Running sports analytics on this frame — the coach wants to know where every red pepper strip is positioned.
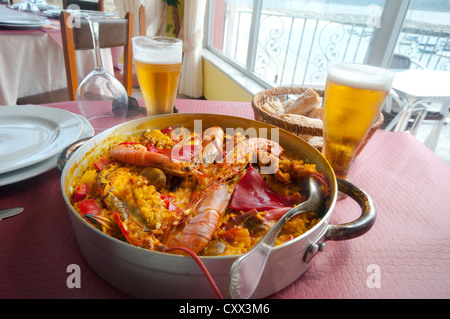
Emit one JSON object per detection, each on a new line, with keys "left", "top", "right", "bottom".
{"left": 229, "top": 166, "right": 293, "bottom": 212}
{"left": 263, "top": 207, "right": 292, "bottom": 221}
{"left": 74, "top": 183, "right": 90, "bottom": 203}
{"left": 170, "top": 144, "right": 202, "bottom": 161}
{"left": 78, "top": 198, "right": 102, "bottom": 216}
{"left": 218, "top": 226, "right": 245, "bottom": 242}
{"left": 114, "top": 213, "right": 129, "bottom": 237}
{"left": 93, "top": 157, "right": 111, "bottom": 171}
{"left": 160, "top": 126, "right": 174, "bottom": 135}
{"left": 160, "top": 194, "right": 182, "bottom": 214}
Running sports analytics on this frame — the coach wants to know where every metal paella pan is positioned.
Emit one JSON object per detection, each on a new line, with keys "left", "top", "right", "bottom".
{"left": 60, "top": 113, "right": 375, "bottom": 299}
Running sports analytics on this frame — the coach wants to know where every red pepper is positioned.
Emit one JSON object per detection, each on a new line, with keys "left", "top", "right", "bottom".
{"left": 218, "top": 226, "right": 245, "bottom": 242}
{"left": 160, "top": 126, "right": 174, "bottom": 135}
{"left": 229, "top": 166, "right": 293, "bottom": 212}
{"left": 93, "top": 157, "right": 111, "bottom": 171}
{"left": 170, "top": 144, "right": 201, "bottom": 161}
{"left": 114, "top": 213, "right": 129, "bottom": 237}
{"left": 74, "top": 183, "right": 89, "bottom": 203}
{"left": 263, "top": 207, "right": 292, "bottom": 221}
{"left": 78, "top": 198, "right": 102, "bottom": 216}
{"left": 160, "top": 194, "right": 182, "bottom": 214}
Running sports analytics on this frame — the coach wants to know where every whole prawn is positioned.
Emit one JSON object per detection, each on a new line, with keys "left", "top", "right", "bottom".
{"left": 165, "top": 184, "right": 231, "bottom": 254}
{"left": 110, "top": 127, "right": 226, "bottom": 174}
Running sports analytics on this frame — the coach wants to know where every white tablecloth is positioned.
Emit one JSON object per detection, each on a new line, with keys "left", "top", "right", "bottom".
{"left": 0, "top": 6, "right": 114, "bottom": 105}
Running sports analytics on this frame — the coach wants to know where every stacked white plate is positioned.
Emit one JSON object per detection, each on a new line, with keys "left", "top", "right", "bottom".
{"left": 10, "top": 3, "right": 59, "bottom": 11}
{"left": 0, "top": 15, "right": 51, "bottom": 29}
{"left": 0, "top": 105, "right": 94, "bottom": 186}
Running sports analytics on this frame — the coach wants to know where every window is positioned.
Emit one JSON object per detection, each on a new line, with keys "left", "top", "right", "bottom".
{"left": 206, "top": 0, "right": 450, "bottom": 90}
{"left": 392, "top": 0, "right": 450, "bottom": 71}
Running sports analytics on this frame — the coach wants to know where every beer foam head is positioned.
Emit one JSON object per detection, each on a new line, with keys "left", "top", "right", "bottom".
{"left": 132, "top": 36, "right": 182, "bottom": 65}
{"left": 327, "top": 63, "right": 394, "bottom": 91}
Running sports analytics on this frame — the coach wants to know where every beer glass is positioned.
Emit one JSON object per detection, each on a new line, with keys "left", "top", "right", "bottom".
{"left": 322, "top": 63, "right": 394, "bottom": 180}
{"left": 132, "top": 36, "right": 182, "bottom": 116}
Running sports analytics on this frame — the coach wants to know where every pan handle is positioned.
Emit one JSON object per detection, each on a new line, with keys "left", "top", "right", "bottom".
{"left": 303, "top": 178, "right": 376, "bottom": 263}
{"left": 57, "top": 137, "right": 92, "bottom": 172}
{"left": 325, "top": 178, "right": 376, "bottom": 241}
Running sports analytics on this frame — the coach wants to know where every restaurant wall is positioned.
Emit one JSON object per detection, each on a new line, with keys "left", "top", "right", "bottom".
{"left": 202, "top": 58, "right": 253, "bottom": 102}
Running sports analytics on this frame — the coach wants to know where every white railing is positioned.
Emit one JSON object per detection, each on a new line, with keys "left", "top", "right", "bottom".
{"left": 207, "top": 5, "right": 450, "bottom": 89}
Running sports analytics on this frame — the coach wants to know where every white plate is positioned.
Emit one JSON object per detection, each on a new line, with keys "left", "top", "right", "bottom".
{"left": 0, "top": 105, "right": 83, "bottom": 174}
{"left": 0, "top": 113, "right": 94, "bottom": 187}
{"left": 0, "top": 16, "right": 50, "bottom": 29}
{"left": 42, "top": 9, "right": 115, "bottom": 18}
{"left": 11, "top": 3, "right": 58, "bottom": 11}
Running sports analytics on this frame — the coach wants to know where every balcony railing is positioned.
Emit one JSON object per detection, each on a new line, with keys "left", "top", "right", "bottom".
{"left": 209, "top": 6, "right": 450, "bottom": 89}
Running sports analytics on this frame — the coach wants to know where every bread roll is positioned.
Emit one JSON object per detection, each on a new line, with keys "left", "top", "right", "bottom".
{"left": 281, "top": 113, "right": 323, "bottom": 129}
{"left": 284, "top": 89, "right": 321, "bottom": 115}
{"left": 261, "top": 101, "right": 284, "bottom": 116}
{"left": 305, "top": 107, "right": 324, "bottom": 120}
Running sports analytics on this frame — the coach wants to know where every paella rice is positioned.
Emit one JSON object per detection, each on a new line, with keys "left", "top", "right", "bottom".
{"left": 69, "top": 126, "right": 329, "bottom": 256}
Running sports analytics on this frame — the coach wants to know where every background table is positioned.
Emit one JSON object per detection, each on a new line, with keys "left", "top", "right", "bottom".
{"left": 387, "top": 69, "right": 450, "bottom": 151}
{"left": 0, "top": 5, "right": 114, "bottom": 105}
{"left": 0, "top": 99, "right": 449, "bottom": 299}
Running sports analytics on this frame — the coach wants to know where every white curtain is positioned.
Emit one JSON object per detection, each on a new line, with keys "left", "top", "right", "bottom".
{"left": 178, "top": 0, "right": 207, "bottom": 98}
{"left": 114, "top": 0, "right": 141, "bottom": 37}
{"left": 114, "top": 0, "right": 168, "bottom": 37}
{"left": 142, "top": 0, "right": 168, "bottom": 36}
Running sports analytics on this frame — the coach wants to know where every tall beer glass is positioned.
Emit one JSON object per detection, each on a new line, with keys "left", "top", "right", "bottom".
{"left": 322, "top": 63, "right": 394, "bottom": 180}
{"left": 132, "top": 36, "right": 182, "bottom": 116}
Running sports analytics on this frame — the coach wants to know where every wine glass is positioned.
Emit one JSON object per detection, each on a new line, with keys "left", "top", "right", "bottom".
{"left": 18, "top": 0, "right": 39, "bottom": 13}
{"left": 75, "top": 12, "right": 129, "bottom": 131}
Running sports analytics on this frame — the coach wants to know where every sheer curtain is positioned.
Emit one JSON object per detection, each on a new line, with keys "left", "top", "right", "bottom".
{"left": 114, "top": 0, "right": 168, "bottom": 37}
{"left": 178, "top": 0, "right": 207, "bottom": 98}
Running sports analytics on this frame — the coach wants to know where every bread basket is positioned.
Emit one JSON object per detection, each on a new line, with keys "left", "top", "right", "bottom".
{"left": 251, "top": 86, "right": 384, "bottom": 156}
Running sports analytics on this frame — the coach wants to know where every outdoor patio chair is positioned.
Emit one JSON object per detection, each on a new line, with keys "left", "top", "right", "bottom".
{"left": 381, "top": 53, "right": 444, "bottom": 132}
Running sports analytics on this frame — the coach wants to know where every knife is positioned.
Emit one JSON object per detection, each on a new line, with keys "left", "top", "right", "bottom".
{"left": 0, "top": 207, "right": 24, "bottom": 220}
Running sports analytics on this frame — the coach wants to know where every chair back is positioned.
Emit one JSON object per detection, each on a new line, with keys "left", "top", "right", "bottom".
{"left": 63, "top": 0, "right": 104, "bottom": 11}
{"left": 60, "top": 11, "right": 134, "bottom": 100}
{"left": 389, "top": 53, "right": 426, "bottom": 70}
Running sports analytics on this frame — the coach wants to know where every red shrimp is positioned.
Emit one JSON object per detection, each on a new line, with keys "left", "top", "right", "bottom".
{"left": 165, "top": 185, "right": 231, "bottom": 254}
{"left": 110, "top": 143, "right": 192, "bottom": 176}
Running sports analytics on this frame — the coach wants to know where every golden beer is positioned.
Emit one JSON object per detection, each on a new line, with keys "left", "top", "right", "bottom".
{"left": 132, "top": 36, "right": 182, "bottom": 116}
{"left": 322, "top": 63, "right": 393, "bottom": 179}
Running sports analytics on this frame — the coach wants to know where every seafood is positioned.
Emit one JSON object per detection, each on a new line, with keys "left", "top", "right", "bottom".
{"left": 166, "top": 184, "right": 230, "bottom": 254}
{"left": 70, "top": 126, "right": 329, "bottom": 257}
{"left": 109, "top": 143, "right": 193, "bottom": 176}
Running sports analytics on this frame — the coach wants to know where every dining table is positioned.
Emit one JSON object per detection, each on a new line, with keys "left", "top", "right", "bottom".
{"left": 385, "top": 69, "right": 450, "bottom": 151}
{"left": 0, "top": 98, "right": 449, "bottom": 301}
{"left": 0, "top": 5, "right": 117, "bottom": 105}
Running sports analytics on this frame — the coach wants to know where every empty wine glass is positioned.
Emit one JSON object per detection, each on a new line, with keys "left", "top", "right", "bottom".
{"left": 75, "top": 12, "right": 129, "bottom": 131}
{"left": 18, "top": 0, "right": 39, "bottom": 13}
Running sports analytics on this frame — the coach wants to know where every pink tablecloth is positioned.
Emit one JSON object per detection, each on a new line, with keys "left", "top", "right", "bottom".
{"left": 1, "top": 99, "right": 449, "bottom": 299}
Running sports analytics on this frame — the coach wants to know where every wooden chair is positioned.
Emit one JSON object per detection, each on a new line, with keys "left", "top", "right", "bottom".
{"left": 60, "top": 10, "right": 134, "bottom": 100}
{"left": 139, "top": 4, "right": 146, "bottom": 36}
{"left": 63, "top": 0, "right": 104, "bottom": 11}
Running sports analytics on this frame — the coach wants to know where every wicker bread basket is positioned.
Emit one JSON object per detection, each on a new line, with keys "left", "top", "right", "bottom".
{"left": 251, "top": 86, "right": 384, "bottom": 156}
